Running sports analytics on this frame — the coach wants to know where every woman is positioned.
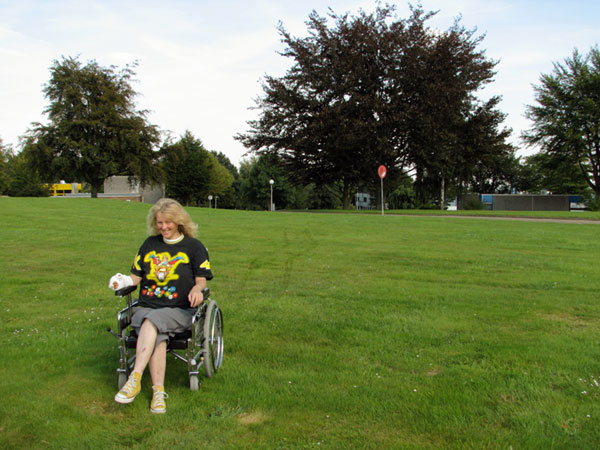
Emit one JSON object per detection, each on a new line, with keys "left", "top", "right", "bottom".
{"left": 108, "top": 198, "right": 213, "bottom": 413}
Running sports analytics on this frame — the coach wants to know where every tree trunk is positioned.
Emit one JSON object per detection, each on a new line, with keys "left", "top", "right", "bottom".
{"left": 440, "top": 174, "right": 445, "bottom": 210}
{"left": 341, "top": 179, "right": 352, "bottom": 210}
{"left": 91, "top": 184, "right": 99, "bottom": 198}
{"left": 415, "top": 165, "right": 424, "bottom": 206}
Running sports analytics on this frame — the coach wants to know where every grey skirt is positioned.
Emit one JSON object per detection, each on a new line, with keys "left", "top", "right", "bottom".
{"left": 131, "top": 306, "right": 196, "bottom": 348}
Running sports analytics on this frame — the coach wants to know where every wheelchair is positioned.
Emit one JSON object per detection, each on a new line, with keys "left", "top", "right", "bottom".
{"left": 107, "top": 285, "right": 223, "bottom": 391}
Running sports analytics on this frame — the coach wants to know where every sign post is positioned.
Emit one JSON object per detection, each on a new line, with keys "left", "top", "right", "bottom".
{"left": 378, "top": 165, "right": 387, "bottom": 216}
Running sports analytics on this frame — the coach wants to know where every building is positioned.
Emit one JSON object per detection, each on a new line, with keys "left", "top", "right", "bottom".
{"left": 102, "top": 176, "right": 164, "bottom": 203}
{"left": 355, "top": 192, "right": 373, "bottom": 210}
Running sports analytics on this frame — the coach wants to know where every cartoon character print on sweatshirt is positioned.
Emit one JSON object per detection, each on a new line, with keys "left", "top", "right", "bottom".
{"left": 143, "top": 251, "right": 189, "bottom": 285}
{"left": 139, "top": 251, "right": 190, "bottom": 302}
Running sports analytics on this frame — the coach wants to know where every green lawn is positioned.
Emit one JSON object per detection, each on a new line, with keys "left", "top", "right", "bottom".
{"left": 1, "top": 198, "right": 599, "bottom": 449}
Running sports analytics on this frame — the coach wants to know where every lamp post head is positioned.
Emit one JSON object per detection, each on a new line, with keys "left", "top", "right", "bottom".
{"left": 269, "top": 179, "right": 274, "bottom": 185}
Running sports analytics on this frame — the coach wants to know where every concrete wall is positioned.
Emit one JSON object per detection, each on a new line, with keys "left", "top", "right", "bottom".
{"left": 491, "top": 195, "right": 569, "bottom": 211}
{"left": 459, "top": 194, "right": 571, "bottom": 211}
{"left": 103, "top": 176, "right": 164, "bottom": 204}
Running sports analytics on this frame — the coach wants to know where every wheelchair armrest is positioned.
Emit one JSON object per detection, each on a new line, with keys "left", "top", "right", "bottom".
{"left": 117, "top": 300, "right": 139, "bottom": 331}
{"left": 115, "top": 285, "right": 137, "bottom": 297}
{"left": 191, "top": 289, "right": 211, "bottom": 328}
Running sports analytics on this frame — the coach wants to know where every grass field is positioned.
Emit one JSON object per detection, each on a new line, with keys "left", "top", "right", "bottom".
{"left": 1, "top": 198, "right": 599, "bottom": 449}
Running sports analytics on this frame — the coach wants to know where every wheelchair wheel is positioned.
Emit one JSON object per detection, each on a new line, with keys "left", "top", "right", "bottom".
{"left": 203, "top": 300, "right": 224, "bottom": 378}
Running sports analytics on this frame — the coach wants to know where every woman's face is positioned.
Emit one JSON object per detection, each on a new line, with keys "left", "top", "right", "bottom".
{"left": 156, "top": 212, "right": 181, "bottom": 240}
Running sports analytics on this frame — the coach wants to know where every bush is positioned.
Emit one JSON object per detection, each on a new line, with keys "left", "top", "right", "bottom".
{"left": 463, "top": 197, "right": 484, "bottom": 210}
{"left": 7, "top": 177, "right": 49, "bottom": 197}
{"left": 585, "top": 194, "right": 600, "bottom": 211}
{"left": 388, "top": 184, "right": 417, "bottom": 209}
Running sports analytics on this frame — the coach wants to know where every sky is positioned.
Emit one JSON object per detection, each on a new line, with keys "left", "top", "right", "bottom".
{"left": 1, "top": 0, "right": 599, "bottom": 167}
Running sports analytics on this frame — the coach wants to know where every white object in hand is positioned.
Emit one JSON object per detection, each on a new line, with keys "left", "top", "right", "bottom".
{"left": 109, "top": 273, "right": 133, "bottom": 291}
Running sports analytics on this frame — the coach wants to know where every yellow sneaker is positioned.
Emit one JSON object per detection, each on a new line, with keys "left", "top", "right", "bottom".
{"left": 115, "top": 372, "right": 141, "bottom": 404}
{"left": 150, "top": 385, "right": 168, "bottom": 414}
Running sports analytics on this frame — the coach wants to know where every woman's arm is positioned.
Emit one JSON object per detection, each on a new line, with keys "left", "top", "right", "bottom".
{"left": 130, "top": 274, "right": 142, "bottom": 286}
{"left": 109, "top": 273, "right": 142, "bottom": 290}
{"left": 188, "top": 277, "right": 207, "bottom": 308}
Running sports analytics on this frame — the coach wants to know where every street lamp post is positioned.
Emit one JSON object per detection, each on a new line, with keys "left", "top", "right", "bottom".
{"left": 208, "top": 195, "right": 213, "bottom": 208}
{"left": 269, "top": 179, "right": 274, "bottom": 211}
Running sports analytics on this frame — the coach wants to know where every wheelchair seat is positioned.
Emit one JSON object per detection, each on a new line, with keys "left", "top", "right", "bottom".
{"left": 124, "top": 329, "right": 191, "bottom": 350}
{"left": 107, "top": 284, "right": 223, "bottom": 391}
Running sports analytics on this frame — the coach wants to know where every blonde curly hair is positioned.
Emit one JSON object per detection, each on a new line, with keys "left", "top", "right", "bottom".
{"left": 147, "top": 198, "right": 198, "bottom": 238}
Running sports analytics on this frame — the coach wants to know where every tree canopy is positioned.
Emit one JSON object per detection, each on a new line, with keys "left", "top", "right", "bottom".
{"left": 23, "top": 57, "right": 162, "bottom": 197}
{"left": 237, "top": 4, "right": 513, "bottom": 208}
{"left": 524, "top": 46, "right": 600, "bottom": 199}
{"left": 161, "top": 131, "right": 234, "bottom": 207}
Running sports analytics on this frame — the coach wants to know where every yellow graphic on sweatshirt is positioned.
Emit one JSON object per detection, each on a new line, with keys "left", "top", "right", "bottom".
{"left": 144, "top": 251, "right": 189, "bottom": 285}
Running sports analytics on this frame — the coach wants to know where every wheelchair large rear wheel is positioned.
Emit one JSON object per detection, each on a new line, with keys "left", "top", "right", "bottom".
{"left": 203, "top": 300, "right": 224, "bottom": 378}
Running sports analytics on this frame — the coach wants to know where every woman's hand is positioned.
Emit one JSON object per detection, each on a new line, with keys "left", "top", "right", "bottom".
{"left": 108, "top": 273, "right": 133, "bottom": 291}
{"left": 188, "top": 283, "right": 205, "bottom": 308}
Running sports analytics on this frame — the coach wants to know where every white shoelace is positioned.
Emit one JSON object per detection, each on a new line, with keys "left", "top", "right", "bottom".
{"left": 120, "top": 377, "right": 138, "bottom": 395}
{"left": 152, "top": 391, "right": 168, "bottom": 408}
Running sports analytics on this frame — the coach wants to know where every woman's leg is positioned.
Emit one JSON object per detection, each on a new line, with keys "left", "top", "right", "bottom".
{"left": 149, "top": 340, "right": 167, "bottom": 387}
{"left": 149, "top": 338, "right": 168, "bottom": 413}
{"left": 132, "top": 319, "right": 159, "bottom": 374}
{"left": 115, "top": 319, "right": 158, "bottom": 403}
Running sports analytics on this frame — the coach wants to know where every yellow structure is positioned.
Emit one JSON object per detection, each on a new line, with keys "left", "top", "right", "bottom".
{"left": 47, "top": 183, "right": 82, "bottom": 196}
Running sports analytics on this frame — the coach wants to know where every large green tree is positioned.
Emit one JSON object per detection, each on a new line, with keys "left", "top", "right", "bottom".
{"left": 523, "top": 46, "right": 600, "bottom": 199}
{"left": 402, "top": 14, "right": 505, "bottom": 206}
{"left": 237, "top": 5, "right": 506, "bottom": 209}
{"left": 519, "top": 151, "right": 589, "bottom": 195}
{"left": 23, "top": 57, "right": 162, "bottom": 197}
{"left": 457, "top": 97, "right": 518, "bottom": 195}
{"left": 161, "top": 131, "right": 234, "bottom": 207}
{"left": 237, "top": 154, "right": 293, "bottom": 210}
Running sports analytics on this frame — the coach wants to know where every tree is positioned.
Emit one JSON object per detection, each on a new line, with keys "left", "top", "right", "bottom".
{"left": 523, "top": 46, "right": 600, "bottom": 199}
{"left": 399, "top": 13, "right": 504, "bottom": 207}
{"left": 206, "top": 152, "right": 235, "bottom": 207}
{"left": 387, "top": 173, "right": 417, "bottom": 209}
{"left": 23, "top": 57, "right": 162, "bottom": 197}
{"left": 457, "top": 97, "right": 518, "bottom": 194}
{"left": 211, "top": 151, "right": 239, "bottom": 208}
{"left": 468, "top": 151, "right": 521, "bottom": 194}
{"left": 237, "top": 5, "right": 412, "bottom": 209}
{"left": 5, "top": 152, "right": 49, "bottom": 197}
{"left": 161, "top": 131, "right": 211, "bottom": 206}
{"left": 0, "top": 138, "right": 13, "bottom": 195}
{"left": 237, "top": 154, "right": 294, "bottom": 210}
{"left": 161, "top": 131, "right": 234, "bottom": 207}
{"left": 519, "top": 151, "right": 589, "bottom": 194}
{"left": 237, "top": 5, "right": 506, "bottom": 209}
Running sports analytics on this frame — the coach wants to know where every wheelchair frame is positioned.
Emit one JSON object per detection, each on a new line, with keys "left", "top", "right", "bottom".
{"left": 107, "top": 285, "right": 223, "bottom": 391}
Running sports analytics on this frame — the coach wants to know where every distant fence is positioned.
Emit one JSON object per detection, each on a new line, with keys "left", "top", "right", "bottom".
{"left": 458, "top": 194, "right": 584, "bottom": 211}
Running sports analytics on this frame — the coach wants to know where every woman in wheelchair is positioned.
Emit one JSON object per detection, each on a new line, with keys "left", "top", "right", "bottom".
{"left": 108, "top": 198, "right": 213, "bottom": 413}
